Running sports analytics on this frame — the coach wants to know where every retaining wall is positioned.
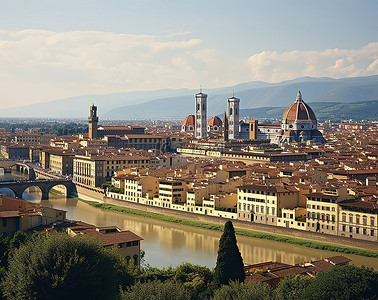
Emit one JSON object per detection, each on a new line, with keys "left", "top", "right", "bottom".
{"left": 103, "top": 196, "right": 378, "bottom": 252}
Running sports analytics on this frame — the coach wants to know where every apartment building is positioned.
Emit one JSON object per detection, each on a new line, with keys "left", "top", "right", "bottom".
{"left": 237, "top": 184, "right": 299, "bottom": 225}
{"left": 158, "top": 179, "right": 187, "bottom": 209}
{"left": 0, "top": 144, "right": 29, "bottom": 160}
{"left": 13, "top": 134, "right": 55, "bottom": 145}
{"left": 339, "top": 201, "right": 378, "bottom": 241}
{"left": 73, "top": 154, "right": 150, "bottom": 187}
{"left": 305, "top": 186, "right": 353, "bottom": 235}
{"left": 49, "top": 151, "right": 75, "bottom": 175}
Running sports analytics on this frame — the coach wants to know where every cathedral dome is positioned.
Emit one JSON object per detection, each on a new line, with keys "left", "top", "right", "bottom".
{"left": 182, "top": 115, "right": 195, "bottom": 126}
{"left": 207, "top": 116, "right": 222, "bottom": 127}
{"left": 282, "top": 90, "right": 316, "bottom": 122}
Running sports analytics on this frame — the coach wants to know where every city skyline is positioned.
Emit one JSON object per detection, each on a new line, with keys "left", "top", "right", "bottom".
{"left": 0, "top": 0, "right": 377, "bottom": 109}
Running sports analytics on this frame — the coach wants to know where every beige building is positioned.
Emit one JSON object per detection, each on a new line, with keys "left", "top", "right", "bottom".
{"left": 237, "top": 184, "right": 299, "bottom": 225}
{"left": 158, "top": 179, "right": 187, "bottom": 209}
{"left": 67, "top": 223, "right": 143, "bottom": 265}
{"left": 338, "top": 201, "right": 377, "bottom": 241}
{"left": 49, "top": 151, "right": 75, "bottom": 175}
{"left": 73, "top": 154, "right": 150, "bottom": 187}
{"left": 13, "top": 134, "right": 55, "bottom": 145}
{"left": 305, "top": 186, "right": 353, "bottom": 235}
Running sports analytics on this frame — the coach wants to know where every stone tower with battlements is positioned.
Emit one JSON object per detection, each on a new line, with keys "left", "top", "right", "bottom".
{"left": 88, "top": 104, "right": 99, "bottom": 139}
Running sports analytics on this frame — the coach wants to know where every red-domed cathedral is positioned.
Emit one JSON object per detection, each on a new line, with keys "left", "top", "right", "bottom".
{"left": 276, "top": 90, "right": 326, "bottom": 143}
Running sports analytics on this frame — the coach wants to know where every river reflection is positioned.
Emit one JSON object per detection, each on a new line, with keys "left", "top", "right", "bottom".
{"left": 2, "top": 183, "right": 378, "bottom": 269}
{"left": 38, "top": 194, "right": 378, "bottom": 270}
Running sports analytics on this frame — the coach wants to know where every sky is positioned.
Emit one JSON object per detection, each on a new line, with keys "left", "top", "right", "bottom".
{"left": 0, "top": 0, "right": 377, "bottom": 109}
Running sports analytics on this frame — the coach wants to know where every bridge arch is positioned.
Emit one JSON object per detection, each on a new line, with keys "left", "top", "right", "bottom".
{"left": 22, "top": 185, "right": 43, "bottom": 200}
{"left": 48, "top": 183, "right": 69, "bottom": 197}
{"left": 0, "top": 179, "right": 77, "bottom": 200}
{"left": 0, "top": 187, "right": 16, "bottom": 198}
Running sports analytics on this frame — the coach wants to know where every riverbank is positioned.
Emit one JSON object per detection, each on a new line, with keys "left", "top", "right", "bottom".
{"left": 78, "top": 198, "right": 378, "bottom": 259}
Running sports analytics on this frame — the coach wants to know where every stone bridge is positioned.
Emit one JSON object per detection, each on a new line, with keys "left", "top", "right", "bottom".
{"left": 0, "top": 160, "right": 36, "bottom": 180}
{"left": 0, "top": 179, "right": 77, "bottom": 200}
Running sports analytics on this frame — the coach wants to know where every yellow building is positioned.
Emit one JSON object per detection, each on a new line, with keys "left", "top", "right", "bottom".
{"left": 277, "top": 207, "right": 307, "bottom": 230}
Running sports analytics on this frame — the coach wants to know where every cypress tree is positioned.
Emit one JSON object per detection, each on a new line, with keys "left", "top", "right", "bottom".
{"left": 214, "top": 221, "right": 245, "bottom": 286}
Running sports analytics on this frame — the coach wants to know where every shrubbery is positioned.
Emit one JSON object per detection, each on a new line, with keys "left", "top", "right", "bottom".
{"left": 0, "top": 230, "right": 377, "bottom": 300}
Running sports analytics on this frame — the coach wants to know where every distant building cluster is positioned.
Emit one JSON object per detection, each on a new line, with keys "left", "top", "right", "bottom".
{"left": 181, "top": 90, "right": 326, "bottom": 144}
{"left": 0, "top": 90, "right": 376, "bottom": 244}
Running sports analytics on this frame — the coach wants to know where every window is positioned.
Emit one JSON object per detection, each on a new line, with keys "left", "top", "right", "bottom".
{"left": 349, "top": 214, "right": 353, "bottom": 223}
{"left": 363, "top": 216, "right": 367, "bottom": 225}
{"left": 371, "top": 217, "right": 375, "bottom": 226}
{"left": 342, "top": 213, "right": 346, "bottom": 222}
{"left": 342, "top": 225, "right": 346, "bottom": 231}
{"left": 356, "top": 214, "right": 360, "bottom": 224}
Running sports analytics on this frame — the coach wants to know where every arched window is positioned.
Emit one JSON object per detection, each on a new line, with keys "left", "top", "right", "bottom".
{"left": 363, "top": 216, "right": 367, "bottom": 225}
{"left": 133, "top": 254, "right": 139, "bottom": 265}
{"left": 342, "top": 213, "right": 346, "bottom": 222}
{"left": 349, "top": 213, "right": 353, "bottom": 223}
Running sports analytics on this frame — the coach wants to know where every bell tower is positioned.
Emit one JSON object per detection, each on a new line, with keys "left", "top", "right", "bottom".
{"left": 194, "top": 92, "right": 207, "bottom": 139}
{"left": 88, "top": 104, "right": 98, "bottom": 139}
{"left": 227, "top": 96, "right": 240, "bottom": 140}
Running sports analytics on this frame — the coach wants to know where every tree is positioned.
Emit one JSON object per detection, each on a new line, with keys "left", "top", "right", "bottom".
{"left": 123, "top": 279, "right": 192, "bottom": 300}
{"left": 9, "top": 231, "right": 28, "bottom": 249}
{"left": 212, "top": 281, "right": 273, "bottom": 300}
{"left": 302, "top": 264, "right": 378, "bottom": 300}
{"left": 174, "top": 263, "right": 213, "bottom": 299}
{"left": 1, "top": 233, "right": 133, "bottom": 300}
{"left": 214, "top": 221, "right": 245, "bottom": 286}
{"left": 274, "top": 275, "right": 314, "bottom": 300}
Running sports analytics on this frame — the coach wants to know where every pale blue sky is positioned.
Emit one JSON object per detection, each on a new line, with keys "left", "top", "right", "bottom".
{"left": 0, "top": 0, "right": 377, "bottom": 107}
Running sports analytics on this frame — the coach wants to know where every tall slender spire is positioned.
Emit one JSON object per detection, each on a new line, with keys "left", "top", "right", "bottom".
{"left": 296, "top": 89, "right": 302, "bottom": 102}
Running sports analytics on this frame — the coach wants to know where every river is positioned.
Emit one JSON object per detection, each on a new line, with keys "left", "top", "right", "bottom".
{"left": 1, "top": 174, "right": 377, "bottom": 270}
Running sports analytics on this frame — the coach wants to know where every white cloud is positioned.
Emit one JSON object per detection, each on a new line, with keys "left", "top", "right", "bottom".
{"left": 247, "top": 43, "right": 378, "bottom": 82}
{"left": 0, "top": 29, "right": 377, "bottom": 108}
{"left": 0, "top": 29, "right": 227, "bottom": 107}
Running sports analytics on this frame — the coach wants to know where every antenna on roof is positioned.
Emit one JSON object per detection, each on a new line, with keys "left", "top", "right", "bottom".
{"left": 233, "top": 90, "right": 235, "bottom": 97}
{"left": 200, "top": 85, "right": 202, "bottom": 93}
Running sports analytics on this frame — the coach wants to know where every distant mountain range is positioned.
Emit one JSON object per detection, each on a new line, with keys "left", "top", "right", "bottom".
{"left": 1, "top": 75, "right": 378, "bottom": 121}
{"left": 239, "top": 100, "right": 378, "bottom": 121}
